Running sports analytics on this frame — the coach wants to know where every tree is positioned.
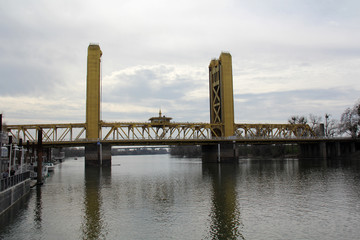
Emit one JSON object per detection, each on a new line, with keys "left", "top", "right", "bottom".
{"left": 288, "top": 115, "right": 308, "bottom": 125}
{"left": 324, "top": 114, "right": 339, "bottom": 137}
{"left": 340, "top": 100, "right": 360, "bottom": 138}
{"left": 289, "top": 114, "right": 339, "bottom": 137}
{"left": 288, "top": 115, "right": 311, "bottom": 137}
{"left": 308, "top": 114, "right": 322, "bottom": 135}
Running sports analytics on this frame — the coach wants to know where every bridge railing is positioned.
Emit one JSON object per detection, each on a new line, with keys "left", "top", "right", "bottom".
{"left": 0, "top": 171, "right": 30, "bottom": 192}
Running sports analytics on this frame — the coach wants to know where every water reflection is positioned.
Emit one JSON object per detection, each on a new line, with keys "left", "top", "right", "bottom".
{"left": 1, "top": 156, "right": 360, "bottom": 239}
{"left": 81, "top": 167, "right": 111, "bottom": 240}
{"left": 298, "top": 157, "right": 360, "bottom": 171}
{"left": 203, "top": 164, "right": 244, "bottom": 240}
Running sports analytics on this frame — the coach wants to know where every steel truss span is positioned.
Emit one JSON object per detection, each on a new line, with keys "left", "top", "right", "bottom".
{"left": 234, "top": 124, "right": 315, "bottom": 138}
{"left": 6, "top": 122, "right": 316, "bottom": 145}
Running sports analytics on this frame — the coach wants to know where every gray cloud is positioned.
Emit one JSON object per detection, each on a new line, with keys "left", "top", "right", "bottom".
{"left": 235, "top": 88, "right": 360, "bottom": 123}
{"left": 1, "top": 0, "right": 360, "bottom": 125}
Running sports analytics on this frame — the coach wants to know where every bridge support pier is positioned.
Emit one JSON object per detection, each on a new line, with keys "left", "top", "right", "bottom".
{"left": 319, "top": 142, "right": 327, "bottom": 158}
{"left": 336, "top": 142, "right": 341, "bottom": 157}
{"left": 202, "top": 143, "right": 238, "bottom": 163}
{"left": 85, "top": 143, "right": 111, "bottom": 167}
{"left": 351, "top": 142, "right": 356, "bottom": 153}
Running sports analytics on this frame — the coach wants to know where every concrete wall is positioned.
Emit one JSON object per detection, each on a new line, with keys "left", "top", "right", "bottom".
{"left": 202, "top": 143, "right": 239, "bottom": 163}
{"left": 85, "top": 143, "right": 111, "bottom": 167}
{"left": 0, "top": 179, "right": 30, "bottom": 216}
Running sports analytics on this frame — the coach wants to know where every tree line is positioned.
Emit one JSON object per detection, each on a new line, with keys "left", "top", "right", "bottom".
{"left": 288, "top": 99, "right": 360, "bottom": 138}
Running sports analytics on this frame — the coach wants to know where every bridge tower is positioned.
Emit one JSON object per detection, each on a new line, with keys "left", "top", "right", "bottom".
{"left": 203, "top": 52, "right": 238, "bottom": 163}
{"left": 85, "top": 44, "right": 111, "bottom": 166}
{"left": 208, "top": 52, "right": 234, "bottom": 137}
{"left": 86, "top": 44, "right": 102, "bottom": 140}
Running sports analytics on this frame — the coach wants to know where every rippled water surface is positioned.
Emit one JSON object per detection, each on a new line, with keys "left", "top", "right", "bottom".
{"left": 1, "top": 155, "right": 360, "bottom": 240}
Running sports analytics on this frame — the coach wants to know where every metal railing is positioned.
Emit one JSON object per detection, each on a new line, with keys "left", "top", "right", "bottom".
{"left": 0, "top": 171, "right": 30, "bottom": 192}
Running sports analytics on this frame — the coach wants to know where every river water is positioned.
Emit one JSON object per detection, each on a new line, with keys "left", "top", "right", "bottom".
{"left": 0, "top": 155, "right": 360, "bottom": 240}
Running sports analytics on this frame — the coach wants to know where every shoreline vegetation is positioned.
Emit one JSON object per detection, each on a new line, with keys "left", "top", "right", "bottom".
{"left": 59, "top": 144, "right": 359, "bottom": 159}
{"left": 61, "top": 147, "right": 169, "bottom": 157}
{"left": 169, "top": 145, "right": 360, "bottom": 159}
{"left": 169, "top": 145, "right": 301, "bottom": 159}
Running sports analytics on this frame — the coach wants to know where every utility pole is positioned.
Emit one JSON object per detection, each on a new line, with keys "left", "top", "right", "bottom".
{"left": 325, "top": 114, "right": 330, "bottom": 137}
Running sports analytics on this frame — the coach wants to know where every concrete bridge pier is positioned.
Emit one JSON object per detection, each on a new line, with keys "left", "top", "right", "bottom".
{"left": 335, "top": 142, "right": 341, "bottom": 157}
{"left": 85, "top": 143, "right": 111, "bottom": 167}
{"left": 202, "top": 143, "right": 238, "bottom": 163}
{"left": 351, "top": 142, "right": 356, "bottom": 153}
{"left": 319, "top": 142, "right": 327, "bottom": 158}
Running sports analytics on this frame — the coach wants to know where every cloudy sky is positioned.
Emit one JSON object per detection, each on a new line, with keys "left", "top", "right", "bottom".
{"left": 1, "top": 0, "right": 360, "bottom": 125}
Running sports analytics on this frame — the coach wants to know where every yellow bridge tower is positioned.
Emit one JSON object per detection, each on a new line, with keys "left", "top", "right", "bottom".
{"left": 209, "top": 52, "right": 235, "bottom": 137}
{"left": 85, "top": 44, "right": 111, "bottom": 166}
{"left": 204, "top": 52, "right": 237, "bottom": 162}
{"left": 86, "top": 44, "right": 102, "bottom": 140}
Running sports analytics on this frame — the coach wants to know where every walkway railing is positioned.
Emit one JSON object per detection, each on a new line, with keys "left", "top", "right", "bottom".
{"left": 0, "top": 171, "right": 30, "bottom": 192}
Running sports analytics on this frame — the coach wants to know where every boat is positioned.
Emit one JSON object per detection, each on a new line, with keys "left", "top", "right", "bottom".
{"left": 44, "top": 162, "right": 55, "bottom": 172}
{"left": 28, "top": 163, "right": 49, "bottom": 180}
{"left": 54, "top": 152, "right": 65, "bottom": 163}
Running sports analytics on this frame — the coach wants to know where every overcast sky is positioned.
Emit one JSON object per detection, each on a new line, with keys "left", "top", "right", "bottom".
{"left": 1, "top": 0, "right": 360, "bottom": 125}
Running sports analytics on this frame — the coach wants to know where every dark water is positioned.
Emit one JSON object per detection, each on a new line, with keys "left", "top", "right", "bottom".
{"left": 0, "top": 155, "right": 360, "bottom": 240}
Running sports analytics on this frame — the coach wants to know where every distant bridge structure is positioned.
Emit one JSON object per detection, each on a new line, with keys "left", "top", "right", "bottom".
{"left": 6, "top": 44, "right": 356, "bottom": 166}
{"left": 6, "top": 122, "right": 315, "bottom": 146}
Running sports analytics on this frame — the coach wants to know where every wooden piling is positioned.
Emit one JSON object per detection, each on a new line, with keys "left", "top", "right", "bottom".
{"left": 26, "top": 140, "right": 30, "bottom": 164}
{"left": 0, "top": 114, "right": 2, "bottom": 158}
{"left": 37, "top": 129, "right": 43, "bottom": 185}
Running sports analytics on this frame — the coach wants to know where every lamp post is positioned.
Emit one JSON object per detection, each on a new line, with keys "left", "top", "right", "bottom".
{"left": 325, "top": 114, "right": 330, "bottom": 137}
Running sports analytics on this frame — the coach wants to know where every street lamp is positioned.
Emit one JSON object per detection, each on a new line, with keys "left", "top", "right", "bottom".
{"left": 325, "top": 114, "right": 330, "bottom": 137}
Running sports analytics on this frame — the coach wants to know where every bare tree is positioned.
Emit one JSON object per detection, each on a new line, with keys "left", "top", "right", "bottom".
{"left": 288, "top": 115, "right": 311, "bottom": 137}
{"left": 340, "top": 100, "right": 360, "bottom": 138}
{"left": 288, "top": 114, "right": 339, "bottom": 137}
{"left": 324, "top": 114, "right": 339, "bottom": 137}
{"left": 308, "top": 114, "right": 322, "bottom": 135}
{"left": 288, "top": 115, "right": 308, "bottom": 125}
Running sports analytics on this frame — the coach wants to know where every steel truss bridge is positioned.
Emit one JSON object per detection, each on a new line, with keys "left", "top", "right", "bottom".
{"left": 4, "top": 46, "right": 359, "bottom": 164}
{"left": 6, "top": 122, "right": 317, "bottom": 147}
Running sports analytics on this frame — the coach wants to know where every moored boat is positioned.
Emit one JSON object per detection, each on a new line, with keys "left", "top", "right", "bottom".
{"left": 44, "top": 162, "right": 55, "bottom": 172}
{"left": 28, "top": 163, "right": 49, "bottom": 180}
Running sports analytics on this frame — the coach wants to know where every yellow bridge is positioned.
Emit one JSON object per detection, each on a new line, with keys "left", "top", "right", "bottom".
{"left": 6, "top": 122, "right": 315, "bottom": 146}
{"left": 5, "top": 44, "right": 325, "bottom": 166}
